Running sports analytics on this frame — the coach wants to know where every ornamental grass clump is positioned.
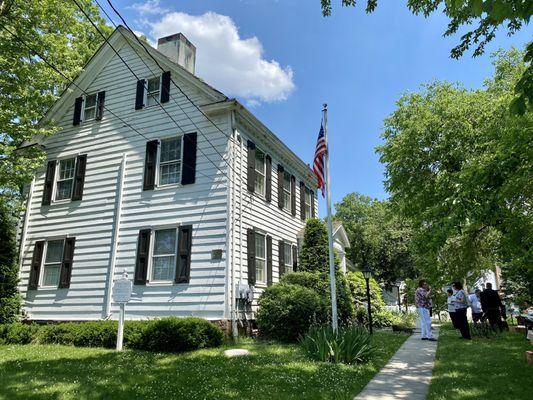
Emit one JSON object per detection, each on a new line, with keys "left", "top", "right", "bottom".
{"left": 300, "top": 325, "right": 375, "bottom": 364}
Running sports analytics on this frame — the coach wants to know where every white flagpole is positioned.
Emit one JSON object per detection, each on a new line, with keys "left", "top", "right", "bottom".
{"left": 323, "top": 103, "right": 338, "bottom": 332}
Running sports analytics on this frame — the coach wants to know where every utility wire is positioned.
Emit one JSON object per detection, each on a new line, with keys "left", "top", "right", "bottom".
{"left": 0, "top": 24, "right": 222, "bottom": 183}
{"left": 70, "top": 0, "right": 234, "bottom": 181}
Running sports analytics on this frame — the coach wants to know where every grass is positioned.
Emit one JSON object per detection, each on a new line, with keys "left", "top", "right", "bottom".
{"left": 427, "top": 324, "right": 533, "bottom": 400}
{"left": 0, "top": 330, "right": 407, "bottom": 400}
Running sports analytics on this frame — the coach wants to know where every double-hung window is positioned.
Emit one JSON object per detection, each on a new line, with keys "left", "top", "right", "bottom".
{"left": 254, "top": 149, "right": 266, "bottom": 196}
{"left": 41, "top": 239, "right": 64, "bottom": 287}
{"left": 151, "top": 228, "right": 177, "bottom": 282}
{"left": 304, "top": 187, "right": 312, "bottom": 219}
{"left": 83, "top": 93, "right": 97, "bottom": 121}
{"left": 255, "top": 232, "right": 266, "bottom": 284}
{"left": 284, "top": 242, "right": 293, "bottom": 274}
{"left": 158, "top": 136, "right": 182, "bottom": 186}
{"left": 55, "top": 158, "right": 76, "bottom": 201}
{"left": 146, "top": 76, "right": 161, "bottom": 107}
{"left": 283, "top": 171, "right": 291, "bottom": 210}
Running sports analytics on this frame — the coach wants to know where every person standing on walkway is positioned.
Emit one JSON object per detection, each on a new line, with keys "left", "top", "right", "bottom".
{"left": 415, "top": 280, "right": 436, "bottom": 341}
{"left": 447, "top": 289, "right": 457, "bottom": 328}
{"left": 452, "top": 282, "right": 471, "bottom": 339}
{"left": 480, "top": 283, "right": 504, "bottom": 331}
{"left": 469, "top": 289, "right": 483, "bottom": 324}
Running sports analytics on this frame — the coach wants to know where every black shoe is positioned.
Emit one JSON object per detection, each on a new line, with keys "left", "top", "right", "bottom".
{"left": 427, "top": 338, "right": 437, "bottom": 342}
{"left": 421, "top": 338, "right": 428, "bottom": 340}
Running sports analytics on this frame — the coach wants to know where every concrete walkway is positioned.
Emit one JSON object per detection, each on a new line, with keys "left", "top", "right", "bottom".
{"left": 354, "top": 326, "right": 439, "bottom": 400}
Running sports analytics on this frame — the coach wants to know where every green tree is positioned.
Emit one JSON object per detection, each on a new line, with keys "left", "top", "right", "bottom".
{"left": 299, "top": 218, "right": 338, "bottom": 272}
{"left": 0, "top": 0, "right": 112, "bottom": 202}
{"left": 334, "top": 193, "right": 416, "bottom": 286}
{"left": 320, "top": 1, "right": 532, "bottom": 113}
{"left": 377, "top": 49, "right": 532, "bottom": 282}
{"left": 0, "top": 199, "right": 21, "bottom": 323}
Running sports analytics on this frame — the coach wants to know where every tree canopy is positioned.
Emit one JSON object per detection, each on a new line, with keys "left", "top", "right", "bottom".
{"left": 0, "top": 0, "right": 111, "bottom": 203}
{"left": 377, "top": 49, "right": 532, "bottom": 283}
{"left": 334, "top": 193, "right": 416, "bottom": 286}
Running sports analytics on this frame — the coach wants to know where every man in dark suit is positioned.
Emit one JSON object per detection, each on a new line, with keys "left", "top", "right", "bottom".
{"left": 480, "top": 283, "right": 504, "bottom": 330}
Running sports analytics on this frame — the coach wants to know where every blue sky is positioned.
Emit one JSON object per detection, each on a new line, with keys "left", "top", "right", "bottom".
{"left": 106, "top": 0, "right": 531, "bottom": 215}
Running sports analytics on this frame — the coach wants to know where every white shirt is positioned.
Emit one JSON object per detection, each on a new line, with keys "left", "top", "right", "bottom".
{"left": 447, "top": 296, "right": 456, "bottom": 312}
{"left": 469, "top": 294, "right": 482, "bottom": 313}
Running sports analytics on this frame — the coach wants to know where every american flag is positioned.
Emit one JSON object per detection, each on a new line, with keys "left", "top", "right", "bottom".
{"left": 313, "top": 123, "right": 327, "bottom": 197}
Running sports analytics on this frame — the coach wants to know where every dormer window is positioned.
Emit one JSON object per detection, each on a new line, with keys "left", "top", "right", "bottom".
{"left": 146, "top": 76, "right": 161, "bottom": 107}
{"left": 83, "top": 93, "right": 97, "bottom": 121}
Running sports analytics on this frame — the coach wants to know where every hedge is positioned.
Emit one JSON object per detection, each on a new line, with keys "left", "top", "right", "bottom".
{"left": 0, "top": 317, "right": 224, "bottom": 352}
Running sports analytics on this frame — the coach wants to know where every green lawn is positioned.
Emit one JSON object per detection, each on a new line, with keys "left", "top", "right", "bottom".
{"left": 0, "top": 331, "right": 407, "bottom": 400}
{"left": 428, "top": 324, "right": 533, "bottom": 400}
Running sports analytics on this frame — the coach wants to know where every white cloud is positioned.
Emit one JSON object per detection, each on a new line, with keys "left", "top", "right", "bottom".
{"left": 149, "top": 12, "right": 295, "bottom": 103}
{"left": 129, "top": 0, "right": 168, "bottom": 15}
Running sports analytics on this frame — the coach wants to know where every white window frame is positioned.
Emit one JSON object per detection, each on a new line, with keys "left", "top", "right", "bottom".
{"left": 304, "top": 187, "right": 312, "bottom": 219}
{"left": 53, "top": 156, "right": 77, "bottom": 203}
{"left": 145, "top": 76, "right": 161, "bottom": 107}
{"left": 156, "top": 135, "right": 184, "bottom": 187}
{"left": 147, "top": 226, "right": 179, "bottom": 284}
{"left": 255, "top": 231, "right": 267, "bottom": 285}
{"left": 39, "top": 238, "right": 65, "bottom": 288}
{"left": 82, "top": 93, "right": 97, "bottom": 122}
{"left": 254, "top": 148, "right": 266, "bottom": 197}
{"left": 283, "top": 171, "right": 291, "bottom": 211}
{"left": 283, "top": 242, "right": 293, "bottom": 274}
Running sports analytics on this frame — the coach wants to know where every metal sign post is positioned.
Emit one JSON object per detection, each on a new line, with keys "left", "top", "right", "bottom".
{"left": 112, "top": 270, "right": 132, "bottom": 351}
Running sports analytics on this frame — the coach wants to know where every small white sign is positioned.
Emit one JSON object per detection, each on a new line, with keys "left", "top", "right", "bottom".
{"left": 112, "top": 275, "right": 132, "bottom": 304}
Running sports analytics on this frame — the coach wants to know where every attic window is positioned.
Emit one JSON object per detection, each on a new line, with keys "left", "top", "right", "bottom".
{"left": 146, "top": 77, "right": 161, "bottom": 107}
{"left": 83, "top": 94, "right": 97, "bottom": 121}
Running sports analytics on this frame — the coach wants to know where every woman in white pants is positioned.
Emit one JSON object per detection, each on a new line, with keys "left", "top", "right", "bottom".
{"left": 415, "top": 280, "right": 436, "bottom": 341}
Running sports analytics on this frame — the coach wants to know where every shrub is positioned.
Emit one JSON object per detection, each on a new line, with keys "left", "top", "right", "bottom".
{"left": 257, "top": 283, "right": 327, "bottom": 342}
{"left": 300, "top": 324, "right": 375, "bottom": 364}
{"left": 280, "top": 271, "right": 355, "bottom": 325}
{"left": 134, "top": 317, "right": 224, "bottom": 352}
{"left": 346, "top": 271, "right": 385, "bottom": 313}
{"left": 0, "top": 323, "right": 38, "bottom": 344}
{"left": 38, "top": 321, "right": 118, "bottom": 348}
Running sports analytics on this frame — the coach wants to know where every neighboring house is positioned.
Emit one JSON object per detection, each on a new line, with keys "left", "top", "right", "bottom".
{"left": 17, "top": 26, "right": 317, "bottom": 328}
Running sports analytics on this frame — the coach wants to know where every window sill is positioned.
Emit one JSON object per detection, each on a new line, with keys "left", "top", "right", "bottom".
{"left": 51, "top": 199, "right": 72, "bottom": 205}
{"left": 146, "top": 281, "right": 176, "bottom": 286}
{"left": 38, "top": 285, "right": 59, "bottom": 290}
{"left": 155, "top": 183, "right": 183, "bottom": 190}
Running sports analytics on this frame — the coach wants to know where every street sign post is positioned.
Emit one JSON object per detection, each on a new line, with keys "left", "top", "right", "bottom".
{"left": 112, "top": 270, "right": 132, "bottom": 351}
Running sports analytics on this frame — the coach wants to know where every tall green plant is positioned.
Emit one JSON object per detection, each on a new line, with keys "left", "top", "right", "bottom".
{"left": 0, "top": 200, "right": 21, "bottom": 323}
{"left": 299, "top": 218, "right": 338, "bottom": 273}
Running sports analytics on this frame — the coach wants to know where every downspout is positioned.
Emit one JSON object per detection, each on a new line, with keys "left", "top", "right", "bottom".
{"left": 17, "top": 177, "right": 35, "bottom": 280}
{"left": 230, "top": 109, "right": 238, "bottom": 338}
{"left": 104, "top": 153, "right": 127, "bottom": 318}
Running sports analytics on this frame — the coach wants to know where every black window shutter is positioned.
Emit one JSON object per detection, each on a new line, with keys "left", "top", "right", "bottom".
{"left": 58, "top": 237, "right": 76, "bottom": 288}
{"left": 134, "top": 229, "right": 151, "bottom": 285}
{"left": 266, "top": 235, "right": 273, "bottom": 286}
{"left": 71, "top": 154, "right": 87, "bottom": 201}
{"left": 265, "top": 155, "right": 272, "bottom": 202}
{"left": 28, "top": 241, "right": 45, "bottom": 290}
{"left": 161, "top": 71, "right": 171, "bottom": 103}
{"left": 73, "top": 96, "right": 83, "bottom": 126}
{"left": 300, "top": 181, "right": 306, "bottom": 220}
{"left": 246, "top": 141, "right": 256, "bottom": 192}
{"left": 311, "top": 189, "right": 316, "bottom": 218}
{"left": 135, "top": 79, "right": 145, "bottom": 110}
{"left": 277, "top": 165, "right": 284, "bottom": 209}
{"left": 95, "top": 91, "right": 106, "bottom": 120}
{"left": 246, "top": 228, "right": 256, "bottom": 285}
{"left": 181, "top": 132, "right": 197, "bottom": 185}
{"left": 290, "top": 175, "right": 296, "bottom": 216}
{"left": 143, "top": 140, "right": 159, "bottom": 190}
{"left": 292, "top": 245, "right": 298, "bottom": 272}
{"left": 278, "top": 240, "right": 285, "bottom": 277}
{"left": 42, "top": 160, "right": 56, "bottom": 206}
{"left": 175, "top": 225, "right": 193, "bottom": 283}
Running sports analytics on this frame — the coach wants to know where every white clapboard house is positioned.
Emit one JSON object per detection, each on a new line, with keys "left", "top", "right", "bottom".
{"left": 17, "top": 27, "right": 320, "bottom": 327}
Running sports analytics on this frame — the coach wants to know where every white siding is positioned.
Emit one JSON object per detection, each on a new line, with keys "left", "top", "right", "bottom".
{"left": 19, "top": 41, "right": 231, "bottom": 321}
{"left": 230, "top": 123, "right": 318, "bottom": 311}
